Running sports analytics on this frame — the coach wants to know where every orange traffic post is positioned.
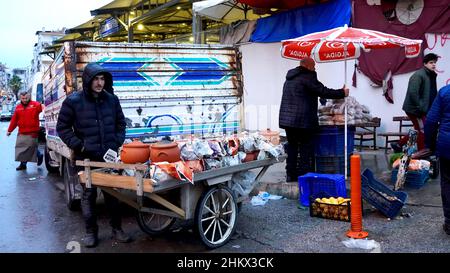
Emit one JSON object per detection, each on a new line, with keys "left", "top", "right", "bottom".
{"left": 346, "top": 154, "right": 369, "bottom": 239}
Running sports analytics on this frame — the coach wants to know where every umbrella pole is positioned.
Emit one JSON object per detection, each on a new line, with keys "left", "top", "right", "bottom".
{"left": 344, "top": 43, "right": 348, "bottom": 178}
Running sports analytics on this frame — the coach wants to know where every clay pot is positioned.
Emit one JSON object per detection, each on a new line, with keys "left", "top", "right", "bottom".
{"left": 260, "top": 129, "right": 280, "bottom": 145}
{"left": 150, "top": 141, "right": 181, "bottom": 163}
{"left": 120, "top": 140, "right": 150, "bottom": 164}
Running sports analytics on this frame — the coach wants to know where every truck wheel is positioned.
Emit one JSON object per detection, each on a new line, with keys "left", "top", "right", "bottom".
{"left": 430, "top": 157, "right": 440, "bottom": 179}
{"left": 195, "top": 186, "right": 238, "bottom": 249}
{"left": 63, "top": 160, "right": 81, "bottom": 211}
{"left": 44, "top": 144, "right": 59, "bottom": 174}
{"left": 136, "top": 211, "right": 176, "bottom": 236}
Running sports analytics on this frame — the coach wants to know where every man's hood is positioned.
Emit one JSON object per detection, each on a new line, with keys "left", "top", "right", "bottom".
{"left": 286, "top": 66, "right": 315, "bottom": 80}
{"left": 82, "top": 63, "right": 114, "bottom": 94}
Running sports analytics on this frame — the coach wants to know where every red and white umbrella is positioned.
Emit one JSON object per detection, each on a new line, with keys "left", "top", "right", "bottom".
{"left": 281, "top": 25, "right": 422, "bottom": 62}
{"left": 280, "top": 25, "right": 422, "bottom": 177}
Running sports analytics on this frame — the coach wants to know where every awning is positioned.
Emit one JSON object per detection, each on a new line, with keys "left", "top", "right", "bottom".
{"left": 67, "top": 15, "right": 111, "bottom": 33}
{"left": 91, "top": 0, "right": 142, "bottom": 16}
{"left": 54, "top": 33, "right": 83, "bottom": 43}
{"left": 193, "top": 0, "right": 263, "bottom": 24}
{"left": 237, "top": 0, "right": 330, "bottom": 9}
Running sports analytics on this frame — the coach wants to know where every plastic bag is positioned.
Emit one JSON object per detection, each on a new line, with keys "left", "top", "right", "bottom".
{"left": 204, "top": 158, "right": 222, "bottom": 170}
{"left": 207, "top": 140, "right": 225, "bottom": 157}
{"left": 251, "top": 196, "right": 268, "bottom": 206}
{"left": 342, "top": 238, "right": 380, "bottom": 250}
{"left": 180, "top": 142, "right": 199, "bottom": 161}
{"left": 193, "top": 140, "right": 214, "bottom": 158}
{"left": 240, "top": 136, "right": 257, "bottom": 152}
{"left": 231, "top": 171, "right": 257, "bottom": 196}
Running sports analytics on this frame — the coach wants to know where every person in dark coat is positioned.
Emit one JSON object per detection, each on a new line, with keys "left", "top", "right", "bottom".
{"left": 392, "top": 53, "right": 439, "bottom": 152}
{"left": 56, "top": 63, "right": 129, "bottom": 248}
{"left": 424, "top": 84, "right": 450, "bottom": 235}
{"left": 279, "top": 57, "right": 348, "bottom": 182}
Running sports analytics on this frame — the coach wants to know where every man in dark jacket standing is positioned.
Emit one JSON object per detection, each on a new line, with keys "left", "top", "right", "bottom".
{"left": 392, "top": 53, "right": 439, "bottom": 152}
{"left": 279, "top": 57, "right": 348, "bottom": 182}
{"left": 57, "top": 63, "right": 129, "bottom": 248}
{"left": 424, "top": 84, "right": 450, "bottom": 235}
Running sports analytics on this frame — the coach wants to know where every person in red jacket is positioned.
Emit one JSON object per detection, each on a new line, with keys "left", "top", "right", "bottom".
{"left": 7, "top": 90, "right": 44, "bottom": 170}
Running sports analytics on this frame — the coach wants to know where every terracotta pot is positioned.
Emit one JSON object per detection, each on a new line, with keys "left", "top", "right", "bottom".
{"left": 260, "top": 129, "right": 280, "bottom": 145}
{"left": 150, "top": 141, "right": 181, "bottom": 163}
{"left": 120, "top": 140, "right": 150, "bottom": 164}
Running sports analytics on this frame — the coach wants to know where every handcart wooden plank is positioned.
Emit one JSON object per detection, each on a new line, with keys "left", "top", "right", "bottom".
{"left": 78, "top": 171, "right": 155, "bottom": 193}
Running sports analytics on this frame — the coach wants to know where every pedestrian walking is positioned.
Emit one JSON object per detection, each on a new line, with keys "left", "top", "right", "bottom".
{"left": 6, "top": 90, "right": 43, "bottom": 170}
{"left": 279, "top": 57, "right": 349, "bottom": 182}
{"left": 424, "top": 83, "right": 450, "bottom": 235}
{"left": 392, "top": 53, "right": 440, "bottom": 153}
{"left": 56, "top": 62, "right": 129, "bottom": 248}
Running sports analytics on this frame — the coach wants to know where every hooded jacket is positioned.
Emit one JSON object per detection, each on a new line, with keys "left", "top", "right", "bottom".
{"left": 279, "top": 66, "right": 345, "bottom": 129}
{"left": 56, "top": 63, "right": 126, "bottom": 161}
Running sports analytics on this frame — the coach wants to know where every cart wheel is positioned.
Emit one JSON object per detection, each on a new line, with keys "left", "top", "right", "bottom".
{"left": 136, "top": 212, "right": 176, "bottom": 236}
{"left": 195, "top": 186, "right": 238, "bottom": 249}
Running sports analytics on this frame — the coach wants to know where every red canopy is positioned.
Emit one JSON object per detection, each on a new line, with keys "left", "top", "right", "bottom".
{"left": 237, "top": 0, "right": 329, "bottom": 9}
{"left": 281, "top": 25, "right": 422, "bottom": 63}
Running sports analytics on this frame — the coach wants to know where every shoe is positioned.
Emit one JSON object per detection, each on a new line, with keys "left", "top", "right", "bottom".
{"left": 112, "top": 228, "right": 131, "bottom": 243}
{"left": 444, "top": 223, "right": 450, "bottom": 235}
{"left": 16, "top": 163, "right": 27, "bottom": 171}
{"left": 83, "top": 232, "right": 98, "bottom": 248}
{"left": 37, "top": 152, "right": 43, "bottom": 166}
{"left": 390, "top": 143, "right": 403, "bottom": 153}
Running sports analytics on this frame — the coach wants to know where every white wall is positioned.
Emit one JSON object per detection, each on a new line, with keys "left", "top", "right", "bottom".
{"left": 240, "top": 33, "right": 450, "bottom": 140}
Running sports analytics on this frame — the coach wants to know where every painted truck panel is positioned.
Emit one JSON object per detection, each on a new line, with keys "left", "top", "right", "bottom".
{"left": 43, "top": 42, "right": 243, "bottom": 158}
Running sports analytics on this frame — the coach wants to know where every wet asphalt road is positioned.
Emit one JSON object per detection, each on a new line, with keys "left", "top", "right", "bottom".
{"left": 1, "top": 121, "right": 450, "bottom": 253}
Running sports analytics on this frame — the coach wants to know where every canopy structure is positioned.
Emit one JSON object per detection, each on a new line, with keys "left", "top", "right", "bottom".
{"left": 193, "top": 0, "right": 264, "bottom": 24}
{"left": 237, "top": 0, "right": 330, "bottom": 9}
{"left": 91, "top": 0, "right": 142, "bottom": 15}
{"left": 66, "top": 15, "right": 111, "bottom": 34}
{"left": 54, "top": 33, "right": 83, "bottom": 43}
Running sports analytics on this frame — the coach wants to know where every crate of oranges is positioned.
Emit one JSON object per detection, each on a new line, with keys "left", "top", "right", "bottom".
{"left": 309, "top": 193, "right": 351, "bottom": 222}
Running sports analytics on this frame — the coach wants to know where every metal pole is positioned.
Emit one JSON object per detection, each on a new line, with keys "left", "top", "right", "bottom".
{"left": 344, "top": 43, "right": 348, "bottom": 179}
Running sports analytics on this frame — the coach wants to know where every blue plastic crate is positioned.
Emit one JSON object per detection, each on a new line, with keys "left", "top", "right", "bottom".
{"left": 315, "top": 126, "right": 355, "bottom": 156}
{"left": 391, "top": 168, "right": 429, "bottom": 189}
{"left": 361, "top": 169, "right": 407, "bottom": 218}
{"left": 298, "top": 173, "right": 347, "bottom": 207}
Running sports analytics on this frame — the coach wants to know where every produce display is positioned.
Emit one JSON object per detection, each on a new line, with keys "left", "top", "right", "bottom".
{"left": 310, "top": 197, "right": 351, "bottom": 221}
{"left": 318, "top": 96, "right": 373, "bottom": 126}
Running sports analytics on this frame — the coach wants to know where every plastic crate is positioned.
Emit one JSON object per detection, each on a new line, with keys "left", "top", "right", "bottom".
{"left": 309, "top": 193, "right": 351, "bottom": 222}
{"left": 361, "top": 169, "right": 407, "bottom": 218}
{"left": 391, "top": 168, "right": 429, "bottom": 189}
{"left": 316, "top": 155, "right": 351, "bottom": 175}
{"left": 298, "top": 173, "right": 347, "bottom": 207}
{"left": 315, "top": 126, "right": 355, "bottom": 156}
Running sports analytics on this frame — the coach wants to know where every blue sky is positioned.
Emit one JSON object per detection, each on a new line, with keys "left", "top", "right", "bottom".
{"left": 0, "top": 0, "right": 111, "bottom": 69}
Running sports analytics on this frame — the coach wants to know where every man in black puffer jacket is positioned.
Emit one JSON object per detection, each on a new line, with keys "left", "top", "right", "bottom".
{"left": 57, "top": 62, "right": 129, "bottom": 248}
{"left": 279, "top": 57, "right": 348, "bottom": 182}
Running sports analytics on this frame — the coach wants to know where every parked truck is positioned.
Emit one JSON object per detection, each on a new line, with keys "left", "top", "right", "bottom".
{"left": 43, "top": 41, "right": 244, "bottom": 210}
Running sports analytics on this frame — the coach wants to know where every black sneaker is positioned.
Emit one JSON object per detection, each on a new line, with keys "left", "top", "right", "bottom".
{"left": 390, "top": 143, "right": 403, "bottom": 153}
{"left": 37, "top": 152, "right": 43, "bottom": 166}
{"left": 444, "top": 223, "right": 450, "bottom": 235}
{"left": 112, "top": 228, "right": 131, "bottom": 243}
{"left": 83, "top": 232, "right": 98, "bottom": 248}
{"left": 16, "top": 163, "right": 27, "bottom": 171}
